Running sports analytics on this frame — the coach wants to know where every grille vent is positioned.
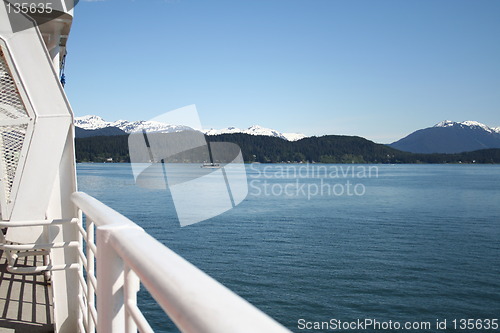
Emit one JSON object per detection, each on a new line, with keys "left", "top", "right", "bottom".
{"left": 0, "top": 46, "right": 31, "bottom": 207}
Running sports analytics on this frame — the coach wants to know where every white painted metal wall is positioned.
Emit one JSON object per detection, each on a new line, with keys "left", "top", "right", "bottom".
{"left": 0, "top": 3, "right": 79, "bottom": 332}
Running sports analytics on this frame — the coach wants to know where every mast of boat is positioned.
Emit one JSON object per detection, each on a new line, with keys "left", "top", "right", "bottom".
{"left": 0, "top": 2, "right": 79, "bottom": 331}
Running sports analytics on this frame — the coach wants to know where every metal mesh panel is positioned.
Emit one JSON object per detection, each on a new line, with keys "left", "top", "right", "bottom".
{"left": 0, "top": 125, "right": 28, "bottom": 201}
{"left": 0, "top": 50, "right": 28, "bottom": 120}
{"left": 0, "top": 47, "right": 30, "bottom": 203}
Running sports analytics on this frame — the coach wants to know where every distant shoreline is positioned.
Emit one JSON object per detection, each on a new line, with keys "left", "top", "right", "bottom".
{"left": 76, "top": 161, "right": 500, "bottom": 165}
{"left": 75, "top": 133, "right": 500, "bottom": 164}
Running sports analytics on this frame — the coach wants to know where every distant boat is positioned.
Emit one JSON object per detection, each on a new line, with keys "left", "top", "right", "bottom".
{"left": 201, "top": 162, "right": 221, "bottom": 168}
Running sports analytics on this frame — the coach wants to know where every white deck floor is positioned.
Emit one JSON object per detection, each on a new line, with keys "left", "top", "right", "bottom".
{"left": 0, "top": 250, "right": 53, "bottom": 332}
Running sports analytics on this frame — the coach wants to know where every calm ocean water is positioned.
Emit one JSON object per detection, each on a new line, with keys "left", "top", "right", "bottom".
{"left": 77, "top": 163, "right": 500, "bottom": 332}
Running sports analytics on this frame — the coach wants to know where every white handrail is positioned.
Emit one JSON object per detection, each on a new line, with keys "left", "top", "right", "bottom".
{"left": 71, "top": 192, "right": 138, "bottom": 228}
{"left": 71, "top": 192, "right": 290, "bottom": 333}
{"left": 0, "top": 218, "right": 78, "bottom": 227}
{"left": 0, "top": 218, "right": 79, "bottom": 274}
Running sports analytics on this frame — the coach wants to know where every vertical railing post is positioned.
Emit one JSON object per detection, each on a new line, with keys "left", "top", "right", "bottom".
{"left": 96, "top": 225, "right": 125, "bottom": 333}
{"left": 76, "top": 209, "right": 85, "bottom": 332}
{"left": 86, "top": 220, "right": 95, "bottom": 333}
{"left": 124, "top": 265, "right": 140, "bottom": 333}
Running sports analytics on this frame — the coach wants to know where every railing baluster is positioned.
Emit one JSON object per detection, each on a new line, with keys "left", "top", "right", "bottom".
{"left": 126, "top": 301, "right": 154, "bottom": 333}
{"left": 78, "top": 295, "right": 89, "bottom": 333}
{"left": 96, "top": 225, "right": 126, "bottom": 332}
{"left": 124, "top": 264, "right": 140, "bottom": 333}
{"left": 87, "top": 219, "right": 95, "bottom": 333}
{"left": 77, "top": 209, "right": 85, "bottom": 333}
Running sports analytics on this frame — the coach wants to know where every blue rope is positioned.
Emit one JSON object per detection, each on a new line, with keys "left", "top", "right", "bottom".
{"left": 60, "top": 54, "right": 67, "bottom": 87}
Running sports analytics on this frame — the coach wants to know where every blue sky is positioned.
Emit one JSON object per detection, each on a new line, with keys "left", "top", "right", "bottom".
{"left": 65, "top": 0, "right": 500, "bottom": 143}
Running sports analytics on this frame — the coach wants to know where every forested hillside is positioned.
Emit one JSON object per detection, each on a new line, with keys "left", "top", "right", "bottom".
{"left": 75, "top": 133, "right": 500, "bottom": 164}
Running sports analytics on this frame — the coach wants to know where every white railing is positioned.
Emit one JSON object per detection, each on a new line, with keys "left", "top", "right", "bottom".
{"left": 71, "top": 191, "right": 291, "bottom": 333}
{"left": 0, "top": 218, "right": 80, "bottom": 274}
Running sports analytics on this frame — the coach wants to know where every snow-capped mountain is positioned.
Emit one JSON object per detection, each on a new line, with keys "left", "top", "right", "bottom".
{"left": 74, "top": 115, "right": 193, "bottom": 134}
{"left": 74, "top": 115, "right": 109, "bottom": 130}
{"left": 280, "top": 132, "right": 307, "bottom": 141}
{"left": 434, "top": 120, "right": 500, "bottom": 133}
{"left": 391, "top": 120, "right": 500, "bottom": 153}
{"left": 74, "top": 115, "right": 306, "bottom": 141}
{"left": 204, "top": 125, "right": 306, "bottom": 141}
